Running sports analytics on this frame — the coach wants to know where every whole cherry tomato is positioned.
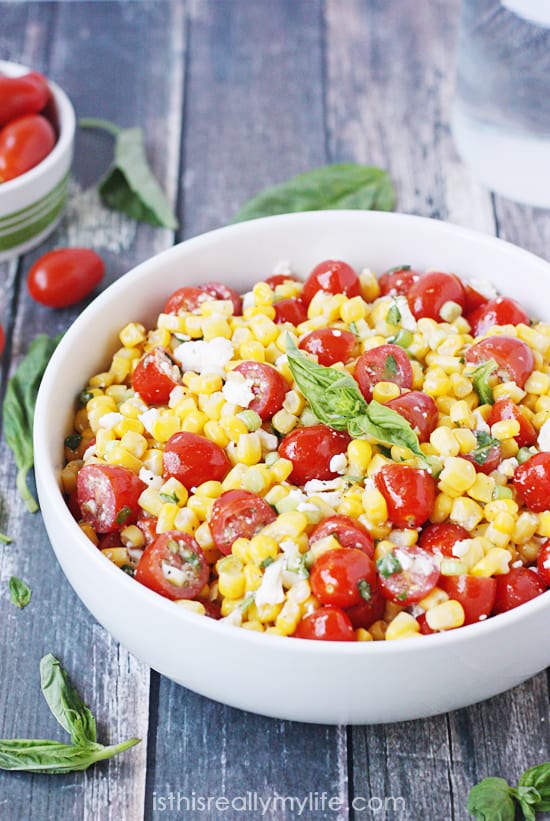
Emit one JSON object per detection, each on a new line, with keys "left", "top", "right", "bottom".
{"left": 439, "top": 575, "right": 497, "bottom": 625}
{"left": 163, "top": 432, "right": 231, "bottom": 489}
{"left": 514, "top": 452, "right": 550, "bottom": 512}
{"left": 77, "top": 464, "right": 146, "bottom": 533}
{"left": 27, "top": 248, "right": 105, "bottom": 308}
{"left": 311, "top": 547, "right": 377, "bottom": 609}
{"left": 487, "top": 398, "right": 537, "bottom": 448}
{"left": 345, "top": 587, "right": 385, "bottom": 629}
{"left": 0, "top": 72, "right": 50, "bottom": 126}
{"left": 135, "top": 531, "right": 208, "bottom": 601}
{"left": 407, "top": 271, "right": 465, "bottom": 320}
{"left": 377, "top": 545, "right": 440, "bottom": 605}
{"left": 233, "top": 360, "right": 289, "bottom": 420}
{"left": 492, "top": 567, "right": 546, "bottom": 614}
{"left": 131, "top": 347, "right": 182, "bottom": 405}
{"left": 419, "top": 522, "right": 470, "bottom": 559}
{"left": 299, "top": 328, "right": 357, "bottom": 366}
{"left": 209, "top": 489, "right": 277, "bottom": 555}
{"left": 378, "top": 265, "right": 420, "bottom": 297}
{"left": 301, "top": 259, "right": 360, "bottom": 306}
{"left": 273, "top": 297, "right": 308, "bottom": 325}
{"left": 374, "top": 464, "right": 436, "bottom": 528}
{"left": 278, "top": 424, "right": 351, "bottom": 486}
{"left": 386, "top": 391, "right": 439, "bottom": 442}
{"left": 198, "top": 281, "right": 242, "bottom": 315}
{"left": 467, "top": 297, "right": 530, "bottom": 337}
{"left": 164, "top": 286, "right": 210, "bottom": 314}
{"left": 537, "top": 540, "right": 550, "bottom": 587}
{"left": 465, "top": 336, "right": 534, "bottom": 388}
{"left": 309, "top": 514, "right": 374, "bottom": 557}
{"left": 354, "top": 343, "right": 413, "bottom": 402}
{"left": 0, "top": 114, "right": 55, "bottom": 182}
{"left": 293, "top": 606, "right": 356, "bottom": 641}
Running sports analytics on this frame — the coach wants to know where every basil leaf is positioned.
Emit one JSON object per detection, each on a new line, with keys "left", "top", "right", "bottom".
{"left": 0, "top": 532, "right": 12, "bottom": 544}
{"left": 510, "top": 786, "right": 540, "bottom": 821}
{"left": 466, "top": 777, "right": 517, "bottom": 820}
{"left": 79, "top": 118, "right": 178, "bottom": 230}
{"left": 8, "top": 576, "right": 31, "bottom": 609}
{"left": 519, "top": 762, "right": 550, "bottom": 811}
{"left": 470, "top": 430, "right": 500, "bottom": 466}
{"left": 0, "top": 737, "right": 139, "bottom": 774}
{"left": 40, "top": 654, "right": 97, "bottom": 746}
{"left": 233, "top": 163, "right": 395, "bottom": 223}
{"left": 468, "top": 358, "right": 497, "bottom": 405}
{"left": 349, "top": 401, "right": 426, "bottom": 462}
{"left": 386, "top": 302, "right": 402, "bottom": 326}
{"left": 3, "top": 333, "right": 62, "bottom": 512}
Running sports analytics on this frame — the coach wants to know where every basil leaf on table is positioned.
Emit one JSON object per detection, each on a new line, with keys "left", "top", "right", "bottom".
{"left": 0, "top": 532, "right": 12, "bottom": 544}
{"left": 8, "top": 576, "right": 31, "bottom": 609}
{"left": 233, "top": 163, "right": 395, "bottom": 222}
{"left": 39, "top": 654, "right": 97, "bottom": 746}
{"left": 466, "top": 777, "right": 517, "bottom": 820}
{"left": 3, "top": 333, "right": 62, "bottom": 512}
{"left": 519, "top": 763, "right": 550, "bottom": 812}
{"left": 79, "top": 118, "right": 178, "bottom": 230}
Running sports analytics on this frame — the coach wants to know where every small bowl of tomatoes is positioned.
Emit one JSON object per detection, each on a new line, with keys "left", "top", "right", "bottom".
{"left": 0, "top": 60, "right": 75, "bottom": 263}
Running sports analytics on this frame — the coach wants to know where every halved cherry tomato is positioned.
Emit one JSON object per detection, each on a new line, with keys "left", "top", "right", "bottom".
{"left": 135, "top": 531, "right": 208, "bottom": 601}
{"left": 198, "top": 281, "right": 242, "bottom": 315}
{"left": 374, "top": 464, "right": 436, "bottom": 528}
{"left": 487, "top": 398, "right": 537, "bottom": 448}
{"left": 463, "top": 435, "right": 502, "bottom": 475}
{"left": 0, "top": 323, "right": 4, "bottom": 357}
{"left": 131, "top": 346, "right": 182, "bottom": 405}
{"left": 407, "top": 271, "right": 465, "bottom": 320}
{"left": 465, "top": 336, "right": 534, "bottom": 388}
{"left": 378, "top": 266, "right": 420, "bottom": 297}
{"left": 77, "top": 464, "right": 146, "bottom": 533}
{"left": 233, "top": 360, "right": 288, "bottom": 419}
{"left": 293, "top": 606, "right": 355, "bottom": 641}
{"left": 264, "top": 272, "right": 301, "bottom": 289}
{"left": 439, "top": 575, "right": 497, "bottom": 625}
{"left": 514, "top": 452, "right": 550, "bottom": 512}
{"left": 67, "top": 488, "right": 82, "bottom": 521}
{"left": 419, "top": 522, "right": 470, "bottom": 559}
{"left": 273, "top": 297, "right": 308, "bottom": 325}
{"left": 136, "top": 513, "right": 158, "bottom": 546}
{"left": 163, "top": 432, "right": 231, "bottom": 489}
{"left": 467, "top": 297, "right": 530, "bottom": 337}
{"left": 463, "top": 282, "right": 489, "bottom": 314}
{"left": 98, "top": 532, "right": 123, "bottom": 550}
{"left": 164, "top": 286, "right": 210, "bottom": 314}
{"left": 278, "top": 424, "right": 351, "bottom": 486}
{"left": 0, "top": 72, "right": 50, "bottom": 126}
{"left": 301, "top": 259, "right": 360, "bottom": 306}
{"left": 492, "top": 567, "right": 546, "bottom": 614}
{"left": 309, "top": 514, "right": 374, "bottom": 557}
{"left": 209, "top": 489, "right": 277, "bottom": 555}
{"left": 311, "top": 547, "right": 377, "bottom": 609}
{"left": 354, "top": 344, "right": 413, "bottom": 402}
{"left": 386, "top": 391, "right": 438, "bottom": 442}
{"left": 0, "top": 114, "right": 56, "bottom": 182}
{"left": 377, "top": 545, "right": 440, "bottom": 605}
{"left": 345, "top": 587, "right": 385, "bottom": 629}
{"left": 536, "top": 540, "right": 550, "bottom": 586}
{"left": 299, "top": 328, "right": 357, "bottom": 366}
{"left": 26, "top": 248, "right": 105, "bottom": 308}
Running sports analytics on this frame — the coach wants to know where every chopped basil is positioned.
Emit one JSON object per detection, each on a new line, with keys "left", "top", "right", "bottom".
{"left": 386, "top": 301, "right": 402, "bottom": 327}
{"left": 469, "top": 358, "right": 497, "bottom": 405}
{"left": 78, "top": 389, "right": 94, "bottom": 406}
{"left": 470, "top": 430, "right": 499, "bottom": 465}
{"left": 0, "top": 532, "right": 12, "bottom": 544}
{"left": 348, "top": 321, "right": 360, "bottom": 337}
{"left": 9, "top": 576, "right": 31, "bottom": 609}
{"left": 376, "top": 552, "right": 402, "bottom": 578}
{"left": 260, "top": 556, "right": 275, "bottom": 569}
{"left": 115, "top": 506, "right": 133, "bottom": 525}
{"left": 382, "top": 353, "right": 398, "bottom": 379}
{"left": 160, "top": 492, "right": 180, "bottom": 505}
{"left": 64, "top": 433, "right": 82, "bottom": 451}
{"left": 357, "top": 579, "right": 372, "bottom": 602}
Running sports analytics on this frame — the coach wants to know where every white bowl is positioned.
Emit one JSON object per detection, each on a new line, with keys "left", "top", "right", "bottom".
{"left": 0, "top": 60, "right": 75, "bottom": 262}
{"left": 34, "top": 211, "right": 550, "bottom": 724}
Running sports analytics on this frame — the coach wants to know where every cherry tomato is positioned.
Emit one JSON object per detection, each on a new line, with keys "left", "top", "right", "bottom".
{"left": 0, "top": 323, "right": 4, "bottom": 357}
{"left": 0, "top": 114, "right": 56, "bottom": 182}
{"left": 131, "top": 346, "right": 182, "bottom": 405}
{"left": 26, "top": 248, "right": 105, "bottom": 308}
{"left": 536, "top": 540, "right": 550, "bottom": 587}
{"left": 354, "top": 344, "right": 413, "bottom": 402}
{"left": 199, "top": 599, "right": 222, "bottom": 620}
{"left": 0, "top": 72, "right": 50, "bottom": 126}
{"left": 67, "top": 488, "right": 82, "bottom": 521}
{"left": 386, "top": 391, "right": 438, "bottom": 442}
{"left": 374, "top": 464, "right": 436, "bottom": 528}
{"left": 209, "top": 489, "right": 277, "bottom": 555}
{"left": 301, "top": 259, "right": 360, "bottom": 306}
{"left": 198, "top": 281, "right": 242, "bottom": 315}
{"left": 135, "top": 531, "right": 208, "bottom": 601}
{"left": 299, "top": 328, "right": 357, "bottom": 366}
{"left": 77, "top": 464, "right": 146, "bottom": 533}
{"left": 408, "top": 271, "right": 465, "bottom": 320}
{"left": 163, "top": 432, "right": 231, "bottom": 489}
{"left": 345, "top": 587, "right": 385, "bottom": 629}
{"left": 419, "top": 522, "right": 470, "bottom": 559}
{"left": 98, "top": 532, "right": 123, "bottom": 550}
{"left": 311, "top": 547, "right": 377, "bottom": 609}
{"left": 273, "top": 297, "right": 308, "bottom": 325}
{"left": 293, "top": 606, "right": 356, "bottom": 641}
{"left": 378, "top": 266, "right": 420, "bottom": 297}
{"left": 264, "top": 272, "right": 301, "bottom": 289}
{"left": 164, "top": 286, "right": 210, "bottom": 314}
{"left": 514, "top": 452, "right": 550, "bottom": 512}
{"left": 309, "top": 514, "right": 374, "bottom": 557}
{"left": 377, "top": 545, "right": 440, "bottom": 605}
{"left": 492, "top": 567, "right": 546, "bottom": 615}
{"left": 233, "top": 361, "right": 288, "bottom": 420}
{"left": 467, "top": 297, "right": 530, "bottom": 337}
{"left": 465, "top": 336, "right": 534, "bottom": 388}
{"left": 136, "top": 513, "right": 158, "bottom": 546}
{"left": 463, "top": 436, "right": 502, "bottom": 475}
{"left": 439, "top": 575, "right": 497, "bottom": 625}
{"left": 278, "top": 424, "right": 351, "bottom": 486}
{"left": 463, "top": 283, "right": 489, "bottom": 314}
{"left": 487, "top": 398, "right": 537, "bottom": 448}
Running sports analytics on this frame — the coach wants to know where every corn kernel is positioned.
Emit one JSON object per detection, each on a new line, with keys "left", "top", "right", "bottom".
{"left": 269, "top": 458, "right": 293, "bottom": 483}
{"left": 195, "top": 521, "right": 214, "bottom": 550}
{"left": 139, "top": 487, "right": 164, "bottom": 517}
{"left": 120, "top": 322, "right": 146, "bottom": 347}
{"left": 438, "top": 457, "right": 477, "bottom": 496}
{"left": 105, "top": 446, "right": 142, "bottom": 473}
{"left": 156, "top": 503, "right": 179, "bottom": 533}
{"left": 430, "top": 492, "right": 453, "bottom": 523}
{"left": 186, "top": 495, "right": 214, "bottom": 520}
{"left": 426, "top": 600, "right": 465, "bottom": 631}
{"left": 79, "top": 521, "right": 99, "bottom": 545}
{"left": 347, "top": 439, "right": 372, "bottom": 472}
{"left": 272, "top": 408, "right": 298, "bottom": 435}
{"left": 430, "top": 426, "right": 460, "bottom": 457}
{"left": 282, "top": 390, "right": 305, "bottom": 415}
{"left": 372, "top": 381, "right": 401, "bottom": 403}
{"left": 142, "top": 448, "right": 163, "bottom": 475}
{"left": 275, "top": 600, "right": 301, "bottom": 635}
{"left": 120, "top": 431, "right": 148, "bottom": 459}
{"left": 174, "top": 508, "right": 200, "bottom": 534}
{"left": 101, "top": 546, "right": 131, "bottom": 567}
{"left": 217, "top": 556, "right": 246, "bottom": 599}
{"left": 418, "top": 587, "right": 450, "bottom": 611}
{"left": 470, "top": 547, "right": 512, "bottom": 576}
{"left": 341, "top": 296, "right": 368, "bottom": 323}
{"left": 120, "top": 525, "right": 145, "bottom": 549}
{"left": 385, "top": 612, "right": 421, "bottom": 640}
{"left": 491, "top": 419, "right": 520, "bottom": 441}
{"left": 513, "top": 512, "right": 538, "bottom": 544}
{"left": 174, "top": 600, "right": 207, "bottom": 616}
{"left": 356, "top": 628, "right": 373, "bottom": 641}
{"left": 362, "top": 487, "right": 388, "bottom": 524}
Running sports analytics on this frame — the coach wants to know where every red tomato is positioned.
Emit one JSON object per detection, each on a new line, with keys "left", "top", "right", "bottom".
{"left": 136, "top": 513, "right": 158, "bottom": 545}
{"left": 198, "top": 281, "right": 242, "bottom": 315}
{"left": 67, "top": 488, "right": 82, "bottom": 521}
{"left": 164, "top": 286, "right": 210, "bottom": 314}
{"left": 0, "top": 323, "right": 4, "bottom": 357}
{"left": 98, "top": 532, "right": 123, "bottom": 550}
{"left": 278, "top": 424, "right": 351, "bottom": 486}
{"left": 301, "top": 259, "right": 360, "bottom": 306}
{"left": 264, "top": 272, "right": 301, "bottom": 289}
{"left": 386, "top": 391, "right": 438, "bottom": 442}
{"left": 492, "top": 567, "right": 546, "bottom": 614}
{"left": 131, "top": 346, "right": 182, "bottom": 405}
{"left": 199, "top": 599, "right": 222, "bottom": 620}
{"left": 233, "top": 361, "right": 288, "bottom": 420}
{"left": 465, "top": 336, "right": 534, "bottom": 388}
{"left": 463, "top": 283, "right": 489, "bottom": 314}
{"left": 135, "top": 531, "right": 208, "bottom": 601}
{"left": 463, "top": 435, "right": 502, "bottom": 475}
{"left": 536, "top": 540, "right": 550, "bottom": 586}
{"left": 378, "top": 266, "right": 420, "bottom": 297}
{"left": 514, "top": 452, "right": 550, "bottom": 512}
{"left": 77, "top": 464, "right": 146, "bottom": 533}
{"left": 293, "top": 606, "right": 356, "bottom": 641}
{"left": 439, "top": 575, "right": 497, "bottom": 625}
{"left": 311, "top": 547, "right": 377, "bottom": 609}
{"left": 26, "top": 248, "right": 105, "bottom": 308}
{"left": 209, "top": 489, "right": 277, "bottom": 555}
{"left": 467, "top": 297, "right": 530, "bottom": 337}
{"left": 419, "top": 522, "right": 470, "bottom": 559}
{"left": 345, "top": 587, "right": 385, "bottom": 629}
{"left": 0, "top": 72, "right": 50, "bottom": 126}
{"left": 377, "top": 545, "right": 440, "bottom": 605}
{"left": 273, "top": 297, "right": 308, "bottom": 325}
{"left": 354, "top": 344, "right": 413, "bottom": 402}
{"left": 408, "top": 271, "right": 465, "bottom": 320}
{"left": 163, "top": 432, "right": 231, "bottom": 489}
{"left": 309, "top": 514, "right": 374, "bottom": 557}
{"left": 374, "top": 464, "right": 436, "bottom": 528}
{"left": 299, "top": 328, "right": 357, "bottom": 366}
{"left": 487, "top": 398, "right": 537, "bottom": 448}
{"left": 0, "top": 114, "right": 56, "bottom": 182}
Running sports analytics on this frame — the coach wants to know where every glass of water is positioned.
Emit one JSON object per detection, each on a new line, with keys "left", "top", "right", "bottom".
{"left": 452, "top": 0, "right": 550, "bottom": 208}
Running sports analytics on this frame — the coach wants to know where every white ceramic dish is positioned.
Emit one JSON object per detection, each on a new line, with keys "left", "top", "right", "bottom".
{"left": 0, "top": 60, "right": 75, "bottom": 262}
{"left": 34, "top": 211, "right": 550, "bottom": 724}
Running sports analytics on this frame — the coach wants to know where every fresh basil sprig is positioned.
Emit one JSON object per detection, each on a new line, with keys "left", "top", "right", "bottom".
{"left": 0, "top": 654, "right": 139, "bottom": 773}
{"left": 233, "top": 163, "right": 395, "bottom": 223}
{"left": 467, "top": 764, "right": 550, "bottom": 820}
{"left": 3, "top": 333, "right": 62, "bottom": 512}
{"left": 285, "top": 337, "right": 426, "bottom": 462}
{"left": 79, "top": 118, "right": 178, "bottom": 230}
{"left": 8, "top": 576, "right": 31, "bottom": 609}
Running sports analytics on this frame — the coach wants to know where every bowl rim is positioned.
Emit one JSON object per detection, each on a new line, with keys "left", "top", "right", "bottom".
{"left": 34, "top": 209, "right": 550, "bottom": 658}
{"left": 0, "top": 59, "right": 76, "bottom": 194}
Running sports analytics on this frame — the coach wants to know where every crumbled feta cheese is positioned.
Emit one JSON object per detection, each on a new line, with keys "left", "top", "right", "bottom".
{"left": 242, "top": 291, "right": 256, "bottom": 311}
{"left": 125, "top": 395, "right": 149, "bottom": 413}
{"left": 309, "top": 490, "right": 342, "bottom": 509}
{"left": 271, "top": 260, "right": 293, "bottom": 276}
{"left": 275, "top": 353, "right": 288, "bottom": 368}
{"left": 304, "top": 478, "right": 342, "bottom": 494}
{"left": 172, "top": 338, "right": 234, "bottom": 376}
{"left": 97, "top": 412, "right": 123, "bottom": 430}
{"left": 468, "top": 278, "right": 498, "bottom": 300}
{"left": 538, "top": 419, "right": 550, "bottom": 452}
{"left": 329, "top": 453, "right": 348, "bottom": 475}
{"left": 168, "top": 385, "right": 186, "bottom": 408}
{"left": 222, "top": 372, "right": 255, "bottom": 407}
{"left": 497, "top": 457, "right": 519, "bottom": 478}
{"left": 139, "top": 467, "right": 163, "bottom": 488}
{"left": 394, "top": 296, "right": 418, "bottom": 331}
{"left": 255, "top": 558, "right": 285, "bottom": 608}
{"left": 452, "top": 539, "right": 472, "bottom": 558}
{"left": 473, "top": 410, "right": 490, "bottom": 433}
{"left": 139, "top": 408, "right": 160, "bottom": 435}
{"left": 220, "top": 608, "right": 243, "bottom": 627}
{"left": 511, "top": 560, "right": 523, "bottom": 568}
{"left": 297, "top": 502, "right": 319, "bottom": 513}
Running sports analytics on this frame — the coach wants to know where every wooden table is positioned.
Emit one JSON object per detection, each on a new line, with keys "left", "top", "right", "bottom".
{"left": 1, "top": 2, "right": 549, "bottom": 819}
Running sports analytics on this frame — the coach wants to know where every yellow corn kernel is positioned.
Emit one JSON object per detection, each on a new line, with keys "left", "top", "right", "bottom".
{"left": 275, "top": 600, "right": 301, "bottom": 636}
{"left": 355, "top": 628, "right": 373, "bottom": 642}
{"left": 425, "top": 600, "right": 465, "bottom": 631}
{"left": 191, "top": 480, "right": 222, "bottom": 499}
{"left": 438, "top": 457, "right": 477, "bottom": 496}
{"left": 373, "top": 540, "right": 395, "bottom": 562}
{"left": 269, "top": 458, "right": 293, "bottom": 483}
{"left": 186, "top": 373, "right": 223, "bottom": 396}
{"left": 430, "top": 491, "right": 453, "bottom": 523}
{"left": 230, "top": 538, "right": 250, "bottom": 562}
{"left": 105, "top": 446, "right": 142, "bottom": 473}
{"left": 194, "top": 521, "right": 214, "bottom": 550}
{"left": 423, "top": 367, "right": 452, "bottom": 397}
{"left": 271, "top": 409, "right": 298, "bottom": 435}
{"left": 247, "top": 314, "right": 278, "bottom": 346}
{"left": 79, "top": 521, "right": 99, "bottom": 545}
{"left": 220, "top": 416, "right": 248, "bottom": 441}
{"left": 491, "top": 419, "right": 520, "bottom": 441}
{"left": 186, "top": 495, "right": 214, "bottom": 520}
{"left": 409, "top": 359, "right": 424, "bottom": 390}
{"left": 449, "top": 497, "right": 483, "bottom": 531}
{"left": 246, "top": 534, "right": 279, "bottom": 565}
{"left": 142, "top": 448, "right": 163, "bottom": 476}
{"left": 139, "top": 487, "right": 164, "bottom": 517}
{"left": 310, "top": 534, "right": 342, "bottom": 560}
{"left": 485, "top": 513, "right": 515, "bottom": 548}
{"left": 237, "top": 339, "right": 265, "bottom": 362}
{"left": 467, "top": 473, "right": 495, "bottom": 504}
{"left": 492, "top": 381, "right": 526, "bottom": 403}
{"left": 471, "top": 547, "right": 512, "bottom": 577}
{"left": 243, "top": 563, "right": 263, "bottom": 592}
{"left": 347, "top": 439, "right": 372, "bottom": 472}
{"left": 179, "top": 410, "right": 208, "bottom": 435}
{"left": 217, "top": 556, "right": 246, "bottom": 599}
{"left": 484, "top": 499, "right": 519, "bottom": 520}
{"left": 201, "top": 299, "right": 234, "bottom": 317}
{"left": 120, "top": 525, "right": 145, "bottom": 549}
{"left": 119, "top": 431, "right": 148, "bottom": 459}
{"left": 109, "top": 354, "right": 131, "bottom": 383}
{"left": 338, "top": 496, "right": 364, "bottom": 519}
{"left": 159, "top": 478, "right": 188, "bottom": 507}
{"left": 148, "top": 414, "right": 179, "bottom": 442}
{"left": 203, "top": 420, "right": 229, "bottom": 448}
{"left": 221, "top": 464, "right": 248, "bottom": 490}
{"left": 340, "top": 296, "right": 368, "bottom": 323}
{"left": 198, "top": 391, "right": 225, "bottom": 421}
{"left": 282, "top": 389, "right": 305, "bottom": 415}
{"left": 369, "top": 620, "right": 388, "bottom": 641}
{"left": 524, "top": 370, "right": 550, "bottom": 395}
{"left": 242, "top": 620, "right": 265, "bottom": 632}
{"left": 440, "top": 558, "right": 468, "bottom": 576}
{"left": 358, "top": 269, "right": 379, "bottom": 301}
{"left": 389, "top": 528, "right": 418, "bottom": 547}
{"left": 241, "top": 466, "right": 271, "bottom": 494}
{"left": 366, "top": 453, "right": 392, "bottom": 477}
{"left": 418, "top": 587, "right": 450, "bottom": 611}
{"left": 372, "top": 381, "right": 401, "bottom": 404}
{"left": 535, "top": 396, "right": 550, "bottom": 413}
{"left": 517, "top": 540, "right": 540, "bottom": 564}
{"left": 450, "top": 373, "right": 473, "bottom": 399}
{"left": 287, "top": 580, "right": 312, "bottom": 605}
{"left": 201, "top": 316, "right": 232, "bottom": 341}
{"left": 95, "top": 428, "right": 116, "bottom": 458}
{"left": 385, "top": 612, "right": 421, "bottom": 640}
{"left": 234, "top": 432, "right": 262, "bottom": 466}
{"left": 114, "top": 417, "right": 146, "bottom": 438}
{"left": 362, "top": 487, "right": 388, "bottom": 524}
{"left": 249, "top": 601, "right": 283, "bottom": 624}
{"left": 101, "top": 546, "right": 131, "bottom": 567}
{"left": 449, "top": 400, "right": 474, "bottom": 427}
{"left": 156, "top": 502, "right": 179, "bottom": 533}
{"left": 119, "top": 322, "right": 146, "bottom": 347}
{"left": 174, "top": 507, "right": 200, "bottom": 535}
{"left": 262, "top": 511, "right": 309, "bottom": 541}
{"left": 89, "top": 371, "right": 114, "bottom": 389}
{"left": 453, "top": 429, "right": 478, "bottom": 455}
{"left": 513, "top": 512, "right": 538, "bottom": 544}
{"left": 383, "top": 601, "right": 404, "bottom": 623}
{"left": 430, "top": 427, "right": 460, "bottom": 457}
{"left": 174, "top": 600, "right": 207, "bottom": 616}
